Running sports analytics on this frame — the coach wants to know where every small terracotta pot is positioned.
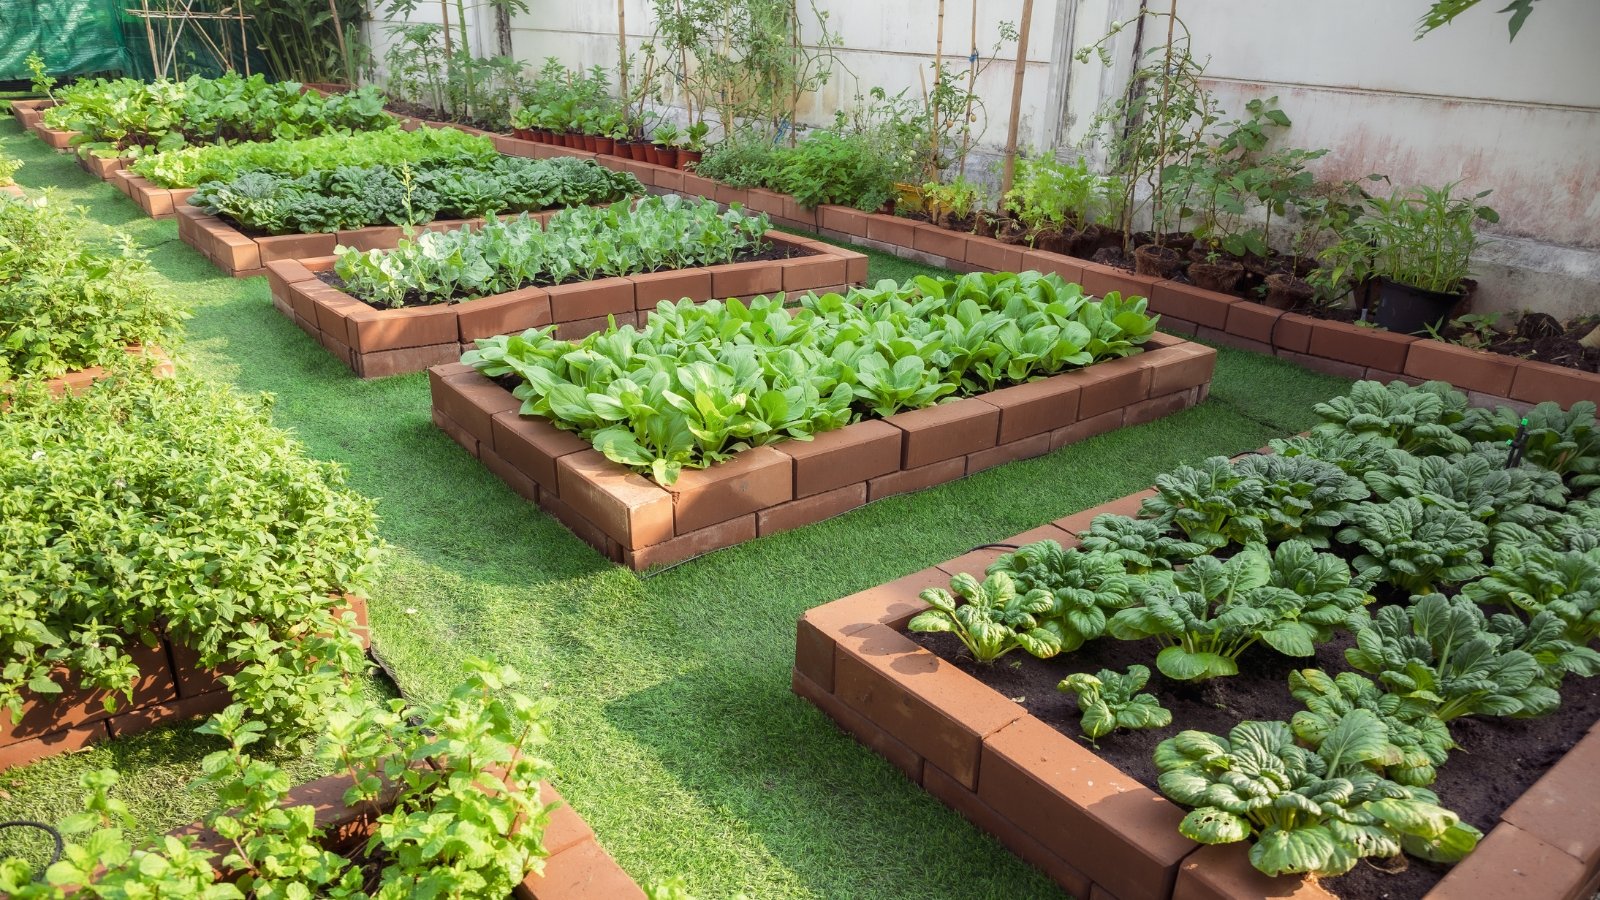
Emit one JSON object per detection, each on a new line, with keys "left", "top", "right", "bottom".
{"left": 657, "top": 146, "right": 680, "bottom": 168}
{"left": 1132, "top": 244, "right": 1182, "bottom": 278}
{"left": 594, "top": 137, "right": 615, "bottom": 155}
{"left": 678, "top": 149, "right": 702, "bottom": 170}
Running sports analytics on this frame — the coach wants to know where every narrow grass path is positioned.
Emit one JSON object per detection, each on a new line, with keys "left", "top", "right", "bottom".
{"left": 0, "top": 121, "right": 1352, "bottom": 898}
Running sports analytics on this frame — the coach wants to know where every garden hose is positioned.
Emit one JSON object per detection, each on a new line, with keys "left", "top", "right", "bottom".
{"left": 0, "top": 819, "right": 65, "bottom": 880}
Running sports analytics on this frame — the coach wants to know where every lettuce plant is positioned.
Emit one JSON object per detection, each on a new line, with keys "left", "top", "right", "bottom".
{"left": 1464, "top": 543, "right": 1600, "bottom": 644}
{"left": 1074, "top": 514, "right": 1206, "bottom": 573}
{"left": 1107, "top": 542, "right": 1370, "bottom": 681}
{"left": 1311, "top": 380, "right": 1471, "bottom": 456}
{"left": 908, "top": 572, "right": 1062, "bottom": 663}
{"left": 134, "top": 125, "right": 497, "bottom": 188}
{"left": 1058, "top": 665, "right": 1171, "bottom": 740}
{"left": 1335, "top": 497, "right": 1488, "bottom": 594}
{"left": 1156, "top": 715, "right": 1481, "bottom": 877}
{"left": 986, "top": 542, "right": 1143, "bottom": 652}
{"left": 1288, "top": 669, "right": 1454, "bottom": 787}
{"left": 1344, "top": 594, "right": 1558, "bottom": 721}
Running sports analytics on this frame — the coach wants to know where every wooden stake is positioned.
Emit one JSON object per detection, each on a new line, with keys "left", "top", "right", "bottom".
{"left": 929, "top": 0, "right": 945, "bottom": 182}
{"left": 998, "top": 0, "right": 1034, "bottom": 197}
{"left": 617, "top": 0, "right": 629, "bottom": 102}
{"left": 328, "top": 0, "right": 352, "bottom": 84}
{"left": 140, "top": 0, "right": 161, "bottom": 79}
{"left": 957, "top": 0, "right": 978, "bottom": 178}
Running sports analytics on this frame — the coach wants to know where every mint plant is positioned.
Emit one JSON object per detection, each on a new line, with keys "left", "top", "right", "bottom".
{"left": 1058, "top": 665, "right": 1171, "bottom": 741}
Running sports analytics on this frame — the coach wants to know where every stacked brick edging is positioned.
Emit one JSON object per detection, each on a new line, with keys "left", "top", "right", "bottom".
{"left": 429, "top": 333, "right": 1215, "bottom": 569}
{"left": 111, "top": 170, "right": 197, "bottom": 219}
{"left": 265, "top": 233, "right": 864, "bottom": 378}
{"left": 792, "top": 489, "right": 1600, "bottom": 900}
{"left": 504, "top": 136, "right": 1600, "bottom": 413}
{"left": 0, "top": 596, "right": 370, "bottom": 771}
{"left": 1, "top": 344, "right": 175, "bottom": 403}
{"left": 178, "top": 770, "right": 641, "bottom": 899}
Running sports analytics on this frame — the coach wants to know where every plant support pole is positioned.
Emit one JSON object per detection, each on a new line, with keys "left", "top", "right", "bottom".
{"left": 617, "top": 0, "right": 629, "bottom": 101}
{"left": 998, "top": 0, "right": 1034, "bottom": 197}
{"left": 930, "top": 0, "right": 945, "bottom": 182}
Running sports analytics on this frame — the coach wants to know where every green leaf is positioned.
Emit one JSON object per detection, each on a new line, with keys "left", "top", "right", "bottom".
{"left": 1157, "top": 646, "right": 1238, "bottom": 681}
{"left": 1179, "top": 807, "right": 1251, "bottom": 845}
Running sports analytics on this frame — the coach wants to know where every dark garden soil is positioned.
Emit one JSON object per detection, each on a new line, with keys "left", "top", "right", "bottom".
{"left": 1441, "top": 313, "right": 1600, "bottom": 374}
{"left": 319, "top": 242, "right": 810, "bottom": 310}
{"left": 383, "top": 99, "right": 501, "bottom": 133}
{"left": 907, "top": 603, "right": 1600, "bottom": 900}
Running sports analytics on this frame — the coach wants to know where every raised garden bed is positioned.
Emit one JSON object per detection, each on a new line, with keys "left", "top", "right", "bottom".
{"left": 504, "top": 137, "right": 1600, "bottom": 414}
{"left": 10, "top": 98, "right": 54, "bottom": 128}
{"left": 25, "top": 115, "right": 77, "bottom": 151}
{"left": 111, "top": 169, "right": 196, "bottom": 219}
{"left": 266, "top": 231, "right": 864, "bottom": 378}
{"left": 0, "top": 595, "right": 370, "bottom": 771}
{"left": 791, "top": 486, "right": 1600, "bottom": 900}
{"left": 429, "top": 332, "right": 1214, "bottom": 569}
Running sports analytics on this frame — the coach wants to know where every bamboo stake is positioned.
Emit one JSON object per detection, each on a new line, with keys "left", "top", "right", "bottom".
{"left": 956, "top": 0, "right": 977, "bottom": 178}
{"left": 440, "top": 0, "right": 453, "bottom": 56}
{"left": 928, "top": 0, "right": 945, "bottom": 182}
{"left": 140, "top": 0, "right": 161, "bottom": 79}
{"left": 998, "top": 0, "right": 1034, "bottom": 197}
{"left": 328, "top": 0, "right": 352, "bottom": 84}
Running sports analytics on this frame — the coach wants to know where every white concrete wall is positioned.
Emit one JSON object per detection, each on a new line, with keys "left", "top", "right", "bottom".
{"left": 363, "top": 0, "right": 1600, "bottom": 315}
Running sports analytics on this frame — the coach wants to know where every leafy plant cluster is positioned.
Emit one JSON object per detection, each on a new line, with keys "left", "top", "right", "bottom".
{"left": 911, "top": 377, "right": 1600, "bottom": 877}
{"left": 41, "top": 74, "right": 391, "bottom": 159}
{"left": 0, "top": 372, "right": 383, "bottom": 742}
{"left": 466, "top": 271, "right": 1158, "bottom": 484}
{"left": 377, "top": 0, "right": 532, "bottom": 129}
{"left": 334, "top": 195, "right": 767, "bottom": 308}
{"left": 131, "top": 125, "right": 497, "bottom": 189}
{"left": 0, "top": 660, "right": 557, "bottom": 898}
{"left": 190, "top": 157, "right": 640, "bottom": 235}
{"left": 0, "top": 193, "right": 184, "bottom": 382}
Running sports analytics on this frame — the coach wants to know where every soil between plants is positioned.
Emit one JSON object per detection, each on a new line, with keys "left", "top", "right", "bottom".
{"left": 317, "top": 243, "right": 809, "bottom": 310}
{"left": 906, "top": 605, "right": 1600, "bottom": 900}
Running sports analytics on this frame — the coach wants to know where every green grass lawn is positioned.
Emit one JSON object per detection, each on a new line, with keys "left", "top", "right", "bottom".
{"left": 0, "top": 121, "right": 1353, "bottom": 898}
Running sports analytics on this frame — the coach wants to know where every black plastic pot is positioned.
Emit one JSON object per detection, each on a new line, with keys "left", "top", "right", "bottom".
{"left": 1371, "top": 278, "right": 1464, "bottom": 335}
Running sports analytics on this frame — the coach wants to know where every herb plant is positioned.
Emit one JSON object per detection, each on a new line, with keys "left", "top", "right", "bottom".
{"left": 1059, "top": 665, "right": 1171, "bottom": 741}
{"left": 1317, "top": 182, "right": 1497, "bottom": 296}
{"left": 1155, "top": 715, "right": 1481, "bottom": 877}
{"left": 909, "top": 572, "right": 1062, "bottom": 664}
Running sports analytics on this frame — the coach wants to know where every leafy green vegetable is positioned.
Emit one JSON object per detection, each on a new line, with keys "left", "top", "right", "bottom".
{"left": 1463, "top": 400, "right": 1600, "bottom": 496}
{"left": 1463, "top": 543, "right": 1600, "bottom": 644}
{"left": 1268, "top": 430, "right": 1392, "bottom": 478}
{"left": 1107, "top": 542, "right": 1370, "bottom": 681}
{"left": 1312, "top": 380, "right": 1471, "bottom": 455}
{"left": 1058, "top": 665, "right": 1171, "bottom": 740}
{"left": 1364, "top": 449, "right": 1566, "bottom": 533}
{"left": 134, "top": 124, "right": 496, "bottom": 188}
{"left": 1335, "top": 497, "right": 1488, "bottom": 594}
{"left": 985, "top": 542, "right": 1143, "bottom": 652}
{"left": 908, "top": 572, "right": 1062, "bottom": 663}
{"left": 1344, "top": 594, "right": 1558, "bottom": 721}
{"left": 1140, "top": 456, "right": 1268, "bottom": 550}
{"left": 1232, "top": 453, "right": 1371, "bottom": 547}
{"left": 1288, "top": 669, "right": 1454, "bottom": 786}
{"left": 467, "top": 272, "right": 1156, "bottom": 483}
{"left": 1156, "top": 716, "right": 1481, "bottom": 877}
{"left": 1074, "top": 513, "right": 1206, "bottom": 573}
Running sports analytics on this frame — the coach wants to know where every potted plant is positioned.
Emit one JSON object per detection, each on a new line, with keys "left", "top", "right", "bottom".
{"left": 654, "top": 123, "right": 682, "bottom": 169}
{"left": 679, "top": 121, "right": 710, "bottom": 169}
{"left": 1319, "top": 182, "right": 1497, "bottom": 334}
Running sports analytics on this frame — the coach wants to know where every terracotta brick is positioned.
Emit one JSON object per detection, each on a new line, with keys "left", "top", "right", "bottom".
{"left": 778, "top": 419, "right": 902, "bottom": 497}
{"left": 865, "top": 213, "right": 916, "bottom": 248}
{"left": 1022, "top": 249, "right": 1086, "bottom": 285}
{"left": 819, "top": 205, "right": 869, "bottom": 237}
{"left": 629, "top": 269, "right": 713, "bottom": 310}
{"left": 265, "top": 259, "right": 318, "bottom": 304}
{"left": 1147, "top": 344, "right": 1217, "bottom": 397}
{"left": 536, "top": 784, "right": 594, "bottom": 857}
{"left": 1510, "top": 359, "right": 1600, "bottom": 408}
{"left": 652, "top": 167, "right": 686, "bottom": 193}
{"left": 983, "top": 375, "right": 1083, "bottom": 444}
{"left": 537, "top": 490, "right": 614, "bottom": 558}
{"left": 1277, "top": 350, "right": 1365, "bottom": 382}
{"left": 312, "top": 291, "right": 371, "bottom": 345}
{"left": 1073, "top": 356, "right": 1155, "bottom": 418}
{"left": 663, "top": 446, "right": 793, "bottom": 533}
{"left": 1307, "top": 319, "right": 1414, "bottom": 373}
{"left": 966, "top": 432, "right": 1052, "bottom": 474}
{"left": 791, "top": 668, "right": 923, "bottom": 784}
{"left": 1151, "top": 281, "right": 1239, "bottom": 330}
{"left": 0, "top": 721, "right": 108, "bottom": 771}
{"left": 480, "top": 446, "right": 540, "bottom": 502}
{"left": 256, "top": 232, "right": 338, "bottom": 263}
{"left": 1223, "top": 301, "right": 1284, "bottom": 345}
{"left": 557, "top": 450, "right": 675, "bottom": 549}
{"left": 679, "top": 173, "right": 717, "bottom": 199}
{"left": 867, "top": 456, "right": 966, "bottom": 501}
{"left": 965, "top": 237, "right": 1026, "bottom": 273}
{"left": 434, "top": 372, "right": 520, "bottom": 439}
{"left": 340, "top": 301, "right": 458, "bottom": 352}
{"left": 517, "top": 836, "right": 645, "bottom": 900}
{"left": 212, "top": 230, "right": 263, "bottom": 273}
{"left": 2, "top": 641, "right": 174, "bottom": 747}
{"left": 169, "top": 640, "right": 237, "bottom": 698}
{"left": 781, "top": 197, "right": 817, "bottom": 228}
{"left": 105, "top": 691, "right": 233, "bottom": 740}
{"left": 1427, "top": 822, "right": 1589, "bottom": 900}
{"left": 921, "top": 762, "right": 1094, "bottom": 898}
{"left": 795, "top": 616, "right": 839, "bottom": 693}
{"left": 1125, "top": 388, "right": 1198, "bottom": 426}
{"left": 547, "top": 277, "right": 635, "bottom": 323}
{"left": 553, "top": 311, "right": 633, "bottom": 341}
{"left": 1270, "top": 312, "right": 1316, "bottom": 354}
{"left": 707, "top": 261, "right": 782, "bottom": 300}
{"left": 778, "top": 253, "right": 849, "bottom": 293}
{"left": 1081, "top": 263, "right": 1160, "bottom": 300}
{"left": 490, "top": 412, "right": 589, "bottom": 493}
{"left": 801, "top": 568, "right": 940, "bottom": 641}
{"left": 886, "top": 397, "right": 1000, "bottom": 468}
{"left": 432, "top": 407, "right": 480, "bottom": 457}
{"left": 1502, "top": 728, "right": 1600, "bottom": 867}
{"left": 845, "top": 253, "right": 868, "bottom": 285}
{"left": 936, "top": 523, "right": 1077, "bottom": 577}
{"left": 758, "top": 482, "right": 866, "bottom": 536}
{"left": 981, "top": 716, "right": 1195, "bottom": 900}
{"left": 912, "top": 223, "right": 971, "bottom": 263}
{"left": 457, "top": 289, "right": 552, "bottom": 342}
{"left": 714, "top": 182, "right": 750, "bottom": 207}
{"left": 622, "top": 513, "right": 755, "bottom": 569}
{"left": 336, "top": 224, "right": 407, "bottom": 252}
{"left": 744, "top": 187, "right": 787, "bottom": 217}
{"left": 1172, "top": 844, "right": 1337, "bottom": 900}
{"left": 833, "top": 624, "right": 1025, "bottom": 789}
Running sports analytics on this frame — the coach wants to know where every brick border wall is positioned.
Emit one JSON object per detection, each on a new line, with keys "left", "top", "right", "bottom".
{"left": 2, "top": 344, "right": 174, "bottom": 402}
{"left": 0, "top": 596, "right": 370, "bottom": 771}
{"left": 428, "top": 333, "right": 1216, "bottom": 570}
{"left": 178, "top": 769, "right": 643, "bottom": 899}
{"left": 792, "top": 490, "right": 1600, "bottom": 900}
{"left": 508, "top": 136, "right": 1600, "bottom": 413}
{"left": 111, "top": 170, "right": 196, "bottom": 219}
{"left": 265, "top": 232, "right": 864, "bottom": 378}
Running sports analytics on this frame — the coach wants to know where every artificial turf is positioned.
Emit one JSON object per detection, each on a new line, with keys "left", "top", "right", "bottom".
{"left": 0, "top": 120, "right": 1354, "bottom": 898}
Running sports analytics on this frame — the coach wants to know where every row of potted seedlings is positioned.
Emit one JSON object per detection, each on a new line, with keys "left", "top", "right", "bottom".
{"left": 793, "top": 378, "right": 1600, "bottom": 900}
